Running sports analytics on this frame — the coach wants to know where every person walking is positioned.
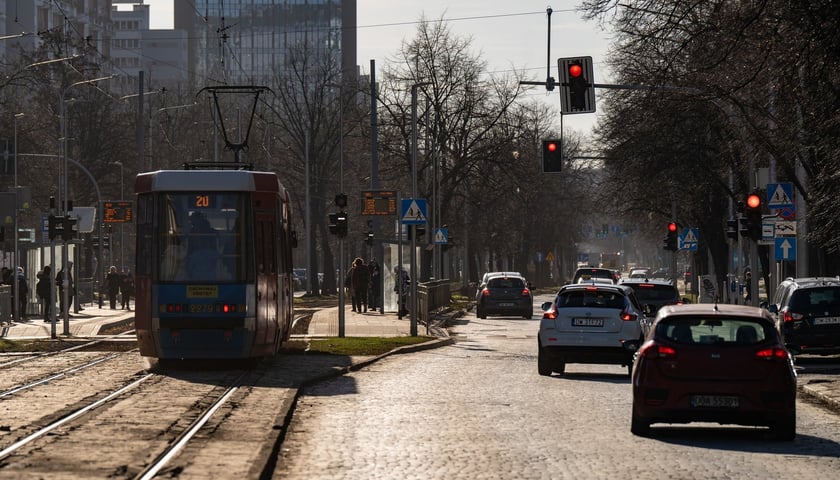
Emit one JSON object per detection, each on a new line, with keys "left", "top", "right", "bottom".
{"left": 120, "top": 269, "right": 134, "bottom": 310}
{"left": 106, "top": 266, "right": 121, "bottom": 310}
{"left": 55, "top": 263, "right": 75, "bottom": 317}
{"left": 350, "top": 258, "right": 370, "bottom": 313}
{"left": 367, "top": 258, "right": 382, "bottom": 314}
{"left": 36, "top": 266, "right": 52, "bottom": 322}
{"left": 15, "top": 267, "right": 29, "bottom": 320}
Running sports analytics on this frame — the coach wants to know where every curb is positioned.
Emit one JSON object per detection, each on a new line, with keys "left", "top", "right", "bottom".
{"left": 799, "top": 382, "right": 840, "bottom": 414}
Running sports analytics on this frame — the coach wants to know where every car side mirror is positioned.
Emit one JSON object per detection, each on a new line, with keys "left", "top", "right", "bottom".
{"left": 681, "top": 297, "right": 692, "bottom": 304}
{"left": 541, "top": 301, "right": 553, "bottom": 311}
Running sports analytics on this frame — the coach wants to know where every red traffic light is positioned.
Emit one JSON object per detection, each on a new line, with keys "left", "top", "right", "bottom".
{"left": 546, "top": 142, "right": 557, "bottom": 152}
{"left": 667, "top": 222, "right": 677, "bottom": 232}
{"left": 746, "top": 193, "right": 761, "bottom": 209}
{"left": 569, "top": 63, "right": 582, "bottom": 78}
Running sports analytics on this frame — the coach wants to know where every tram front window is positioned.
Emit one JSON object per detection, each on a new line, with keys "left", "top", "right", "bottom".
{"left": 158, "top": 193, "right": 249, "bottom": 282}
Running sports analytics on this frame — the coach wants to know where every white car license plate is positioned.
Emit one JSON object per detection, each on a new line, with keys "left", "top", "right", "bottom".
{"left": 690, "top": 395, "right": 739, "bottom": 408}
{"left": 572, "top": 318, "right": 604, "bottom": 327}
{"left": 498, "top": 302, "right": 515, "bottom": 307}
{"left": 814, "top": 317, "right": 840, "bottom": 325}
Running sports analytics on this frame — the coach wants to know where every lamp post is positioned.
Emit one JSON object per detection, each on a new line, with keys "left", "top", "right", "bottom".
{"left": 13, "top": 112, "right": 24, "bottom": 323}
{"left": 327, "top": 82, "right": 346, "bottom": 337}
{"left": 410, "top": 82, "right": 430, "bottom": 336}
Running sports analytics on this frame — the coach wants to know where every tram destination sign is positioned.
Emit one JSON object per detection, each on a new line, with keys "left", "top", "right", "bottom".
{"left": 103, "top": 201, "right": 133, "bottom": 223}
{"left": 361, "top": 190, "right": 397, "bottom": 216}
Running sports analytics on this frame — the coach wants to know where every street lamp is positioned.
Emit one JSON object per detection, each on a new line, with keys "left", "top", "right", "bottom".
{"left": 409, "top": 81, "right": 431, "bottom": 336}
{"left": 13, "top": 112, "right": 24, "bottom": 323}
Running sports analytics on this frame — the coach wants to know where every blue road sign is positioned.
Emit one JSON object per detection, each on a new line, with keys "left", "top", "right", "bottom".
{"left": 400, "top": 198, "right": 427, "bottom": 225}
{"left": 775, "top": 237, "right": 796, "bottom": 261}
{"left": 433, "top": 228, "right": 448, "bottom": 244}
{"left": 767, "top": 182, "right": 794, "bottom": 209}
{"left": 680, "top": 227, "right": 699, "bottom": 251}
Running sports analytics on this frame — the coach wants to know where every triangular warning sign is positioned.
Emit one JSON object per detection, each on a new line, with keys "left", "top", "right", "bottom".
{"left": 402, "top": 200, "right": 426, "bottom": 222}
{"left": 434, "top": 229, "right": 446, "bottom": 243}
{"left": 769, "top": 184, "right": 792, "bottom": 206}
{"left": 683, "top": 229, "right": 697, "bottom": 243}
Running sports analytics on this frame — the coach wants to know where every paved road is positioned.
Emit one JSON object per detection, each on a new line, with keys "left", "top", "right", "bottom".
{"left": 273, "top": 295, "right": 840, "bottom": 479}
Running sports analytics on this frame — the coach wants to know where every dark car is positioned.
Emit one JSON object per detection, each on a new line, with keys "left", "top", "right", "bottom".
{"left": 538, "top": 283, "right": 645, "bottom": 376}
{"left": 631, "top": 304, "right": 796, "bottom": 440}
{"left": 475, "top": 274, "right": 533, "bottom": 319}
{"left": 764, "top": 276, "right": 840, "bottom": 355}
{"left": 619, "top": 278, "right": 683, "bottom": 333}
{"left": 571, "top": 267, "right": 616, "bottom": 284}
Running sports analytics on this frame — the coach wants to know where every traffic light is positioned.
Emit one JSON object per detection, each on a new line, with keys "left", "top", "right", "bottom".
{"left": 558, "top": 56, "right": 595, "bottom": 114}
{"left": 48, "top": 214, "right": 61, "bottom": 240}
{"left": 334, "top": 193, "right": 347, "bottom": 208}
{"left": 663, "top": 222, "right": 678, "bottom": 251}
{"left": 744, "top": 191, "right": 763, "bottom": 240}
{"left": 542, "top": 139, "right": 562, "bottom": 173}
{"left": 365, "top": 230, "right": 374, "bottom": 246}
{"left": 61, "top": 215, "right": 77, "bottom": 241}
{"left": 335, "top": 211, "right": 348, "bottom": 237}
{"left": 726, "top": 219, "right": 738, "bottom": 240}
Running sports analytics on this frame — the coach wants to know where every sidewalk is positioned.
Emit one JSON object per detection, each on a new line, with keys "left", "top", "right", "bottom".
{"left": 0, "top": 304, "right": 134, "bottom": 339}
{"left": 300, "top": 305, "right": 444, "bottom": 338}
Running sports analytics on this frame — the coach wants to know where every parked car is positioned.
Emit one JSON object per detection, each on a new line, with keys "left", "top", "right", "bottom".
{"left": 571, "top": 267, "right": 617, "bottom": 285}
{"left": 618, "top": 278, "right": 683, "bottom": 334}
{"left": 537, "top": 283, "right": 645, "bottom": 376}
{"left": 631, "top": 304, "right": 796, "bottom": 440}
{"left": 764, "top": 276, "right": 840, "bottom": 355}
{"left": 475, "top": 274, "right": 533, "bottom": 319}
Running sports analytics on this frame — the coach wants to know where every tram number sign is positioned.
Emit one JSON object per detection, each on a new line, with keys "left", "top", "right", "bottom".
{"left": 104, "top": 201, "right": 133, "bottom": 223}
{"left": 361, "top": 190, "right": 397, "bottom": 216}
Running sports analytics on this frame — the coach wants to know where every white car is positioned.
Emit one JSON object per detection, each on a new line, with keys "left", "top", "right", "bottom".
{"left": 538, "top": 283, "right": 645, "bottom": 376}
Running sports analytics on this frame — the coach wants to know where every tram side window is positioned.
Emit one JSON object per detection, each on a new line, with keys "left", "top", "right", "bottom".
{"left": 135, "top": 195, "right": 154, "bottom": 276}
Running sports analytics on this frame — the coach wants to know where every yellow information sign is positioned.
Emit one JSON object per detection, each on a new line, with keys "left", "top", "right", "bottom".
{"left": 361, "top": 190, "right": 397, "bottom": 216}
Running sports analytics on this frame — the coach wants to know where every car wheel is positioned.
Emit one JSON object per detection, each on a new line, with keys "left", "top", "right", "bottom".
{"left": 523, "top": 313, "right": 533, "bottom": 319}
{"left": 554, "top": 360, "right": 566, "bottom": 375}
{"left": 631, "top": 405, "right": 651, "bottom": 437}
{"left": 770, "top": 413, "right": 796, "bottom": 441}
{"left": 538, "top": 345, "right": 553, "bottom": 376}
{"left": 626, "top": 363, "right": 633, "bottom": 377}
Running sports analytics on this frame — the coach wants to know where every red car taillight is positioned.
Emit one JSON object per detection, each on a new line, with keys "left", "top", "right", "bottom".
{"left": 782, "top": 308, "right": 803, "bottom": 323}
{"left": 521, "top": 288, "right": 531, "bottom": 296}
{"left": 543, "top": 309, "right": 557, "bottom": 320}
{"left": 481, "top": 288, "right": 490, "bottom": 297}
{"left": 755, "top": 347, "right": 790, "bottom": 360}
{"left": 639, "top": 343, "right": 676, "bottom": 359}
{"left": 620, "top": 308, "right": 637, "bottom": 322}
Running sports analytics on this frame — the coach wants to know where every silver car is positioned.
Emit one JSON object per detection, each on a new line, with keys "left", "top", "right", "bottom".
{"left": 538, "top": 283, "right": 645, "bottom": 376}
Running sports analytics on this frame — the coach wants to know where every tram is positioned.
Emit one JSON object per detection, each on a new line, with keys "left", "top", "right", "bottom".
{"left": 133, "top": 164, "right": 295, "bottom": 359}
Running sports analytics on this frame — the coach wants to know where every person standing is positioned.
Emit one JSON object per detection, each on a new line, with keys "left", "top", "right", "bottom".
{"left": 367, "top": 258, "right": 382, "bottom": 314}
{"left": 350, "top": 258, "right": 370, "bottom": 313}
{"left": 55, "top": 263, "right": 74, "bottom": 316}
{"left": 394, "top": 265, "right": 410, "bottom": 317}
{"left": 106, "top": 266, "right": 121, "bottom": 310}
{"left": 36, "top": 266, "right": 52, "bottom": 322}
{"left": 120, "top": 269, "right": 134, "bottom": 310}
{"left": 15, "top": 267, "right": 29, "bottom": 320}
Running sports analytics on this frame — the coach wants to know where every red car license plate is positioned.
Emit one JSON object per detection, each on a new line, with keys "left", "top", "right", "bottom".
{"left": 690, "top": 395, "right": 739, "bottom": 408}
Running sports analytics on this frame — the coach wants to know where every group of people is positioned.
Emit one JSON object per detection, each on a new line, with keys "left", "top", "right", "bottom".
{"left": 344, "top": 257, "right": 383, "bottom": 314}
{"left": 1, "top": 266, "right": 29, "bottom": 321}
{"left": 105, "top": 266, "right": 134, "bottom": 310}
{"left": 342, "top": 258, "right": 411, "bottom": 316}
{"left": 2, "top": 263, "right": 77, "bottom": 323}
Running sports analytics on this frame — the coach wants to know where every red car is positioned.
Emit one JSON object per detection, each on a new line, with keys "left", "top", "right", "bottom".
{"left": 631, "top": 304, "right": 796, "bottom": 440}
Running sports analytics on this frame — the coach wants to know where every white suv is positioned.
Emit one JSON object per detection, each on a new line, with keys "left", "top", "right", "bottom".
{"left": 538, "top": 283, "right": 645, "bottom": 376}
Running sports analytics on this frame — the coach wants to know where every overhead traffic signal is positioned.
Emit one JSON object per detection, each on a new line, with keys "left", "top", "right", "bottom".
{"left": 558, "top": 56, "right": 595, "bottom": 114}
{"left": 663, "top": 222, "right": 678, "bottom": 251}
{"left": 541, "top": 139, "right": 562, "bottom": 173}
{"left": 744, "top": 191, "right": 763, "bottom": 241}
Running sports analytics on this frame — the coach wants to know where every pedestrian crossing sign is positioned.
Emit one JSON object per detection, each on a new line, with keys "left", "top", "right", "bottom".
{"left": 434, "top": 228, "right": 448, "bottom": 244}
{"left": 400, "top": 198, "right": 427, "bottom": 225}
{"left": 680, "top": 227, "right": 699, "bottom": 251}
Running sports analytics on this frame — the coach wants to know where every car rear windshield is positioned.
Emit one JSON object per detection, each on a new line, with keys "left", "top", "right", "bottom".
{"left": 487, "top": 277, "right": 525, "bottom": 289}
{"left": 557, "top": 289, "right": 626, "bottom": 309}
{"left": 789, "top": 287, "right": 840, "bottom": 311}
{"left": 656, "top": 317, "right": 773, "bottom": 345}
{"left": 627, "top": 285, "right": 679, "bottom": 302}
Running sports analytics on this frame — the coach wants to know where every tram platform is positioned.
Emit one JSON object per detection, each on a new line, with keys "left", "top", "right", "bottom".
{"left": 0, "top": 304, "right": 134, "bottom": 340}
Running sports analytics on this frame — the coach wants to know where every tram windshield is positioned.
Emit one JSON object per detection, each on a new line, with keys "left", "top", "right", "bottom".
{"left": 157, "top": 192, "right": 250, "bottom": 282}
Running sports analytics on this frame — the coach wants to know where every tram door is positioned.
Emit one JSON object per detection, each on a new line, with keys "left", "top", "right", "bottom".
{"left": 255, "top": 194, "right": 278, "bottom": 350}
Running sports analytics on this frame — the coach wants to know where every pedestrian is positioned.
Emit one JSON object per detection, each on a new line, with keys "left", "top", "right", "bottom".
{"left": 36, "top": 266, "right": 52, "bottom": 322}
{"left": 350, "top": 258, "right": 369, "bottom": 313}
{"left": 55, "top": 262, "right": 75, "bottom": 316}
{"left": 13, "top": 267, "right": 29, "bottom": 320}
{"left": 1, "top": 267, "right": 12, "bottom": 322}
{"left": 394, "top": 265, "right": 410, "bottom": 317}
{"left": 744, "top": 268, "right": 752, "bottom": 303}
{"left": 120, "top": 269, "right": 134, "bottom": 310}
{"left": 106, "top": 266, "right": 121, "bottom": 309}
{"left": 367, "top": 258, "right": 382, "bottom": 314}
{"left": 344, "top": 267, "right": 355, "bottom": 311}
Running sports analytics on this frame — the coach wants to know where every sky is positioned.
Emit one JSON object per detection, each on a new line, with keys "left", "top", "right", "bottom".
{"left": 140, "top": 1, "right": 613, "bottom": 134}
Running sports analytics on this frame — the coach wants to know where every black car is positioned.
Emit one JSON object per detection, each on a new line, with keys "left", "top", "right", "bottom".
{"left": 619, "top": 278, "right": 683, "bottom": 333}
{"left": 475, "top": 274, "right": 533, "bottom": 319}
{"left": 764, "top": 277, "right": 840, "bottom": 355}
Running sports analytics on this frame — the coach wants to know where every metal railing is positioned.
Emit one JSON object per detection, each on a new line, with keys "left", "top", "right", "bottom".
{"left": 417, "top": 279, "right": 451, "bottom": 325}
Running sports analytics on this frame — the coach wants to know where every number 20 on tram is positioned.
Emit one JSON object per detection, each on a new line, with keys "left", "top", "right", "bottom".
{"left": 133, "top": 169, "right": 295, "bottom": 359}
